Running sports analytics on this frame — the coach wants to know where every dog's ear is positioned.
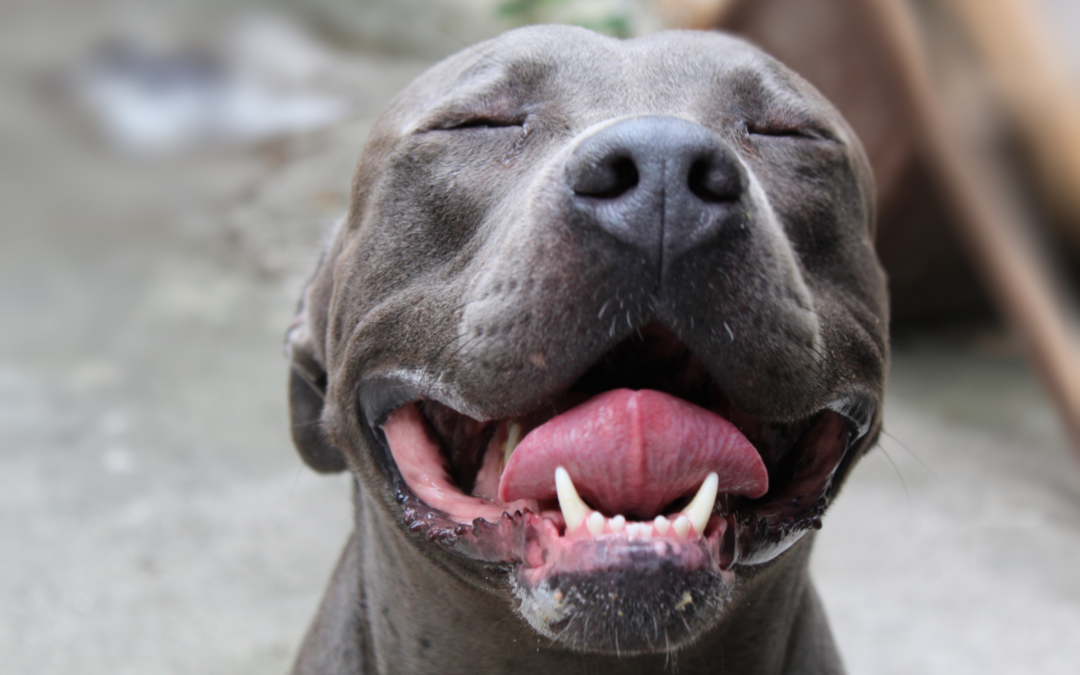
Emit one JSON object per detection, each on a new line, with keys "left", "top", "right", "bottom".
{"left": 285, "top": 242, "right": 348, "bottom": 473}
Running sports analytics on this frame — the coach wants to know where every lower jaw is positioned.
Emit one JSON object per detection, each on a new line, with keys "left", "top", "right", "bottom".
{"left": 394, "top": 483, "right": 824, "bottom": 654}
{"left": 396, "top": 481, "right": 818, "bottom": 573}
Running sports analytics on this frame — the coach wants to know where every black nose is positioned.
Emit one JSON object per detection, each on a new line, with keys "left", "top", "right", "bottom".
{"left": 565, "top": 116, "right": 746, "bottom": 275}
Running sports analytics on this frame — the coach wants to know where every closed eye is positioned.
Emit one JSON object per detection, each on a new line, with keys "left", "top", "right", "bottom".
{"left": 449, "top": 118, "right": 521, "bottom": 129}
{"left": 427, "top": 116, "right": 525, "bottom": 132}
{"left": 747, "top": 123, "right": 834, "bottom": 142}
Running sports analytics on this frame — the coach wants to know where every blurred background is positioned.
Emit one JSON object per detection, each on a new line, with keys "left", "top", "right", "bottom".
{"left": 2, "top": 0, "right": 1079, "bottom": 673}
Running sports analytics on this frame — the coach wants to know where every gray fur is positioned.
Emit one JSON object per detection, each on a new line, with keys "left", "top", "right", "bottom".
{"left": 286, "top": 25, "right": 887, "bottom": 675}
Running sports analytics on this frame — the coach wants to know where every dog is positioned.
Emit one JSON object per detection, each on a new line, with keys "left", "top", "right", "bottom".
{"left": 285, "top": 25, "right": 888, "bottom": 675}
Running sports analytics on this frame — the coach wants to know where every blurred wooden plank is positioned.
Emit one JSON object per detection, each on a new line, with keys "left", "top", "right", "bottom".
{"left": 862, "top": 0, "right": 1080, "bottom": 452}
{"left": 944, "top": 0, "right": 1080, "bottom": 251}
{"left": 653, "top": 0, "right": 734, "bottom": 29}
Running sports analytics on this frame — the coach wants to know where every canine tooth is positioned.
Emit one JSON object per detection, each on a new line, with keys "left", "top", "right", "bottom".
{"left": 503, "top": 421, "right": 522, "bottom": 466}
{"left": 684, "top": 472, "right": 719, "bottom": 537}
{"left": 555, "top": 467, "right": 588, "bottom": 533}
{"left": 587, "top": 511, "right": 605, "bottom": 535}
{"left": 673, "top": 515, "right": 692, "bottom": 539}
{"left": 654, "top": 515, "right": 671, "bottom": 535}
{"left": 609, "top": 515, "right": 626, "bottom": 533}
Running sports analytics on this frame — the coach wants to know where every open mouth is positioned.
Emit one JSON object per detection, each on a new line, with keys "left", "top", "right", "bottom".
{"left": 360, "top": 324, "right": 872, "bottom": 585}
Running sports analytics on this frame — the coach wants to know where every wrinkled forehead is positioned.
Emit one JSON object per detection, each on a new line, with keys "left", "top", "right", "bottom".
{"left": 390, "top": 26, "right": 842, "bottom": 134}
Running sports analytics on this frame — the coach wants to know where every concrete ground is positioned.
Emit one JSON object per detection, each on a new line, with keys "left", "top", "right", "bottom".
{"left": 2, "top": 2, "right": 1079, "bottom": 674}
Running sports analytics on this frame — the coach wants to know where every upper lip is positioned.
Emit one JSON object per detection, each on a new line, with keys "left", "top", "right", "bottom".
{"left": 358, "top": 325, "right": 875, "bottom": 568}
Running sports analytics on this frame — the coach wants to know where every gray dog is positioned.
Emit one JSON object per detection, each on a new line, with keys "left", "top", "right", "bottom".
{"left": 285, "top": 25, "right": 888, "bottom": 675}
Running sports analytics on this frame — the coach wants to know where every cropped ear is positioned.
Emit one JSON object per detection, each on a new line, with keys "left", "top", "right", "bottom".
{"left": 285, "top": 243, "right": 348, "bottom": 473}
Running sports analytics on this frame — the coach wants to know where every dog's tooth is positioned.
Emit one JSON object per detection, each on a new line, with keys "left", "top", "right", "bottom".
{"left": 555, "top": 467, "right": 588, "bottom": 533}
{"left": 673, "top": 515, "right": 692, "bottom": 539}
{"left": 654, "top": 515, "right": 671, "bottom": 535}
{"left": 503, "top": 421, "right": 522, "bottom": 467}
{"left": 586, "top": 511, "right": 605, "bottom": 536}
{"left": 684, "top": 472, "right": 719, "bottom": 537}
{"left": 609, "top": 515, "right": 626, "bottom": 533}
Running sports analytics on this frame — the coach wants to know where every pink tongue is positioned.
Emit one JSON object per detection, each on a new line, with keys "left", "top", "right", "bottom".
{"left": 498, "top": 389, "right": 768, "bottom": 518}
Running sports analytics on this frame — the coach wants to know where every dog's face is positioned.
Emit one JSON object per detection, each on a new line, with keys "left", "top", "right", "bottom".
{"left": 288, "top": 26, "right": 887, "bottom": 655}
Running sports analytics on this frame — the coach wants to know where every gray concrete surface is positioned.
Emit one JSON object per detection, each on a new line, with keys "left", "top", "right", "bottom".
{"left": 2, "top": 2, "right": 1079, "bottom": 674}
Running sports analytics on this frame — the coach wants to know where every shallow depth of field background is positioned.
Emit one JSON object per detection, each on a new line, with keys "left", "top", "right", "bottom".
{"left": 2, "top": 1, "right": 1079, "bottom": 673}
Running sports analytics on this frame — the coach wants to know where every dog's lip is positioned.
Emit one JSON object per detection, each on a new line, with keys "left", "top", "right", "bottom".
{"left": 360, "top": 369, "right": 873, "bottom": 572}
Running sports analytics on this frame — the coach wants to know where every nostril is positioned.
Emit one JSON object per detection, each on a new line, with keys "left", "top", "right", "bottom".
{"left": 687, "top": 157, "right": 743, "bottom": 203}
{"left": 573, "top": 156, "right": 640, "bottom": 200}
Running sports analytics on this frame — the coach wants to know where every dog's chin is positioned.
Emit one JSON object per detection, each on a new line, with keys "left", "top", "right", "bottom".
{"left": 513, "top": 545, "right": 733, "bottom": 654}
{"left": 365, "top": 325, "right": 873, "bottom": 654}
{"left": 397, "top": 481, "right": 739, "bottom": 653}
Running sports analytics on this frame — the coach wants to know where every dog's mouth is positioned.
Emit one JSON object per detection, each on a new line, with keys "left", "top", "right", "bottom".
{"left": 360, "top": 324, "right": 872, "bottom": 584}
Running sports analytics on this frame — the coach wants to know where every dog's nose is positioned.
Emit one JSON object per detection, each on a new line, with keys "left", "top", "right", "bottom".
{"left": 566, "top": 116, "right": 746, "bottom": 273}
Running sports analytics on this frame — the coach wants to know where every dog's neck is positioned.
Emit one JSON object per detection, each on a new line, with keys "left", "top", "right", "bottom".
{"left": 291, "top": 487, "right": 843, "bottom": 675}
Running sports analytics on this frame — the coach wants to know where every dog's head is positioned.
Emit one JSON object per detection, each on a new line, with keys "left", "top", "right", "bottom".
{"left": 287, "top": 25, "right": 887, "bottom": 654}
